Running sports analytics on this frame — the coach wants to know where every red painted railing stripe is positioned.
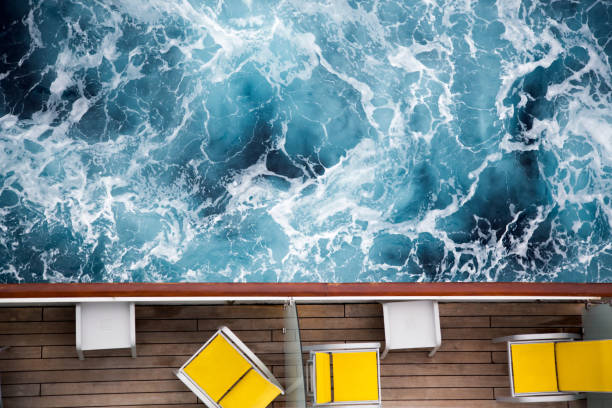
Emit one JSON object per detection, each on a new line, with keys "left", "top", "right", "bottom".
{"left": 0, "top": 282, "right": 611, "bottom": 298}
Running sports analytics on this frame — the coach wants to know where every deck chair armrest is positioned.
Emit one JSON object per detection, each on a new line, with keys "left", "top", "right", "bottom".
{"left": 305, "top": 358, "right": 313, "bottom": 395}
{"left": 493, "top": 333, "right": 581, "bottom": 343}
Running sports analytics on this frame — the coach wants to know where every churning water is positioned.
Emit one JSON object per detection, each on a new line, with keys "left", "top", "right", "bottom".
{"left": 0, "top": 0, "right": 611, "bottom": 283}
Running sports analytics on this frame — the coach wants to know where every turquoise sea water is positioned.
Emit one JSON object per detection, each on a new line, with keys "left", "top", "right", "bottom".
{"left": 0, "top": 0, "right": 611, "bottom": 283}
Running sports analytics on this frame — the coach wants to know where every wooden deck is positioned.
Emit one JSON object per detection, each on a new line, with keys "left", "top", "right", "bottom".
{"left": 0, "top": 302, "right": 588, "bottom": 408}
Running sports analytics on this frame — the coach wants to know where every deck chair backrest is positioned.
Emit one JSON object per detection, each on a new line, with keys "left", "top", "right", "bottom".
{"left": 556, "top": 339, "right": 612, "bottom": 392}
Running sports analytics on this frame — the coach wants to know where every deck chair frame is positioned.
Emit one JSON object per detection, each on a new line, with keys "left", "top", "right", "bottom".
{"left": 304, "top": 342, "right": 382, "bottom": 408}
{"left": 176, "top": 326, "right": 283, "bottom": 408}
{"left": 493, "top": 333, "right": 585, "bottom": 403}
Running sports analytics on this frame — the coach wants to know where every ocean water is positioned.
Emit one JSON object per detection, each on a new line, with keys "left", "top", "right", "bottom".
{"left": 0, "top": 0, "right": 611, "bottom": 283}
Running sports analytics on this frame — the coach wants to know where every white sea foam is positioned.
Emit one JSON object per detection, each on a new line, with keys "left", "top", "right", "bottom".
{"left": 1, "top": 0, "right": 610, "bottom": 283}
{"left": 69, "top": 97, "right": 90, "bottom": 122}
{"left": 570, "top": 114, "right": 612, "bottom": 155}
{"left": 388, "top": 46, "right": 427, "bottom": 73}
{"left": 0, "top": 114, "right": 18, "bottom": 130}
{"left": 50, "top": 71, "right": 73, "bottom": 96}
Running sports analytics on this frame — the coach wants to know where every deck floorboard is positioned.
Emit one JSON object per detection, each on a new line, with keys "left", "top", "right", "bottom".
{"left": 1, "top": 302, "right": 588, "bottom": 408}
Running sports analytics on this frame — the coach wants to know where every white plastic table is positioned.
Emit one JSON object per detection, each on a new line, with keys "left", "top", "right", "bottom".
{"left": 75, "top": 302, "right": 137, "bottom": 360}
{"left": 381, "top": 300, "right": 441, "bottom": 359}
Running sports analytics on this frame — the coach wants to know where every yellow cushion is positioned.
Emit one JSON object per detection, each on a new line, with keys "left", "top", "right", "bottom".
{"left": 332, "top": 351, "right": 379, "bottom": 402}
{"left": 556, "top": 340, "right": 612, "bottom": 392}
{"left": 315, "top": 352, "right": 331, "bottom": 404}
{"left": 183, "top": 334, "right": 251, "bottom": 401}
{"left": 510, "top": 343, "right": 558, "bottom": 394}
{"left": 219, "top": 369, "right": 281, "bottom": 408}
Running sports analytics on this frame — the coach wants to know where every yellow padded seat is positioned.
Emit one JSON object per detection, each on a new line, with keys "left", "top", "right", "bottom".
{"left": 315, "top": 352, "right": 332, "bottom": 404}
{"left": 511, "top": 342, "right": 558, "bottom": 394}
{"left": 183, "top": 334, "right": 251, "bottom": 401}
{"left": 556, "top": 340, "right": 612, "bottom": 392}
{"left": 332, "top": 351, "right": 379, "bottom": 402}
{"left": 219, "top": 369, "right": 282, "bottom": 408}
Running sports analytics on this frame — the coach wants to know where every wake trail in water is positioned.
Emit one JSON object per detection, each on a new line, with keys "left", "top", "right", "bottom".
{"left": 0, "top": 0, "right": 610, "bottom": 283}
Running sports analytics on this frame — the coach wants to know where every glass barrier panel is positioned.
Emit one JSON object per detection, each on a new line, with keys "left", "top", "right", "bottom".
{"left": 283, "top": 300, "right": 306, "bottom": 408}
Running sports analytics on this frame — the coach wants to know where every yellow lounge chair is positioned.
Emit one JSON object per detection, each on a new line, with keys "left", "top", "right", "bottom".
{"left": 303, "top": 343, "right": 381, "bottom": 407}
{"left": 493, "top": 333, "right": 612, "bottom": 403}
{"left": 176, "top": 326, "right": 284, "bottom": 408}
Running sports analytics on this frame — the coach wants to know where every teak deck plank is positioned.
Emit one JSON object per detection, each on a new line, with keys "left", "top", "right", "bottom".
{"left": 137, "top": 305, "right": 287, "bottom": 320}
{"left": 0, "top": 346, "right": 41, "bottom": 359}
{"left": 0, "top": 333, "right": 74, "bottom": 347}
{"left": 137, "top": 329, "right": 272, "bottom": 343}
{"left": 3, "top": 392, "right": 197, "bottom": 407}
{"left": 0, "top": 301, "right": 587, "bottom": 408}
{"left": 2, "top": 383, "right": 41, "bottom": 397}
{"left": 491, "top": 315, "right": 582, "bottom": 327}
{"left": 296, "top": 304, "right": 345, "bottom": 317}
{"left": 345, "top": 302, "right": 585, "bottom": 317}
{"left": 382, "top": 375, "right": 510, "bottom": 388}
{"left": 382, "top": 351, "right": 491, "bottom": 364}
{"left": 382, "top": 387, "right": 494, "bottom": 400}
{"left": 1, "top": 356, "right": 187, "bottom": 372}
{"left": 381, "top": 363, "right": 508, "bottom": 376}
{"left": 41, "top": 380, "right": 186, "bottom": 396}
{"left": 438, "top": 339, "right": 506, "bottom": 351}
{"left": 0, "top": 307, "right": 42, "bottom": 322}
{"left": 0, "top": 322, "right": 75, "bottom": 334}
{"left": 2, "top": 368, "right": 177, "bottom": 385}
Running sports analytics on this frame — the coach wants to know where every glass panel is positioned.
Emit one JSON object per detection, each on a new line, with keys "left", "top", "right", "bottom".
{"left": 583, "top": 303, "right": 612, "bottom": 340}
{"left": 283, "top": 300, "right": 306, "bottom": 408}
